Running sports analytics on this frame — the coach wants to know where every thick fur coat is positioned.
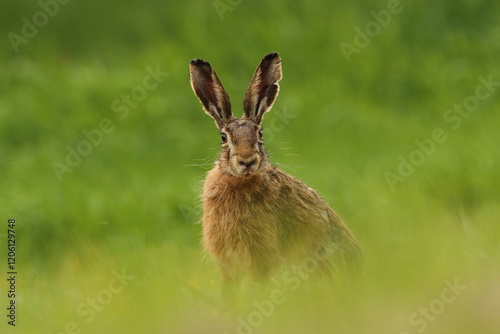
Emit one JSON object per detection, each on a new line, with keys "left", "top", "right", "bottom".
{"left": 189, "top": 53, "right": 362, "bottom": 280}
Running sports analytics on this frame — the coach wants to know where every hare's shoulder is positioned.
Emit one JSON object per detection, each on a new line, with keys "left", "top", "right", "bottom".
{"left": 265, "top": 166, "right": 326, "bottom": 202}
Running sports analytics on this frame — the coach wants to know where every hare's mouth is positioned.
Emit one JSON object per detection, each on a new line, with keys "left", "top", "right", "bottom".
{"left": 229, "top": 154, "right": 261, "bottom": 176}
{"left": 233, "top": 167, "right": 259, "bottom": 177}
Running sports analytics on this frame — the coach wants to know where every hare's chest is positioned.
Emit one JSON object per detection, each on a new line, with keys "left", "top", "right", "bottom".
{"left": 203, "top": 172, "right": 273, "bottom": 217}
{"left": 203, "top": 188, "right": 271, "bottom": 226}
{"left": 203, "top": 183, "right": 278, "bottom": 238}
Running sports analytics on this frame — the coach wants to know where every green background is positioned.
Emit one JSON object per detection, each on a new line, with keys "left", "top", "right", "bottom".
{"left": 1, "top": 0, "right": 499, "bottom": 333}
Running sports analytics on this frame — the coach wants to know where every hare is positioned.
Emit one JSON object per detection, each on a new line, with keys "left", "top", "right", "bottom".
{"left": 189, "top": 52, "right": 362, "bottom": 281}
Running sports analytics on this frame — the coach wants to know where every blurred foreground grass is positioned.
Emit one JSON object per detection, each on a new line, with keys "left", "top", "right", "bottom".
{"left": 0, "top": 0, "right": 499, "bottom": 333}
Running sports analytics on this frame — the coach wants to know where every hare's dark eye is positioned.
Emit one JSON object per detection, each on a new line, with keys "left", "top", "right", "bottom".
{"left": 258, "top": 129, "right": 263, "bottom": 139}
{"left": 221, "top": 132, "right": 227, "bottom": 143}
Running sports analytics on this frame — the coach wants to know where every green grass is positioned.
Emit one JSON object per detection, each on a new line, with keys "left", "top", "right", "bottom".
{"left": 1, "top": 0, "right": 499, "bottom": 333}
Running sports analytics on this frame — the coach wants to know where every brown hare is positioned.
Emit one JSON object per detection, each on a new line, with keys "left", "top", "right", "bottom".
{"left": 189, "top": 52, "right": 362, "bottom": 281}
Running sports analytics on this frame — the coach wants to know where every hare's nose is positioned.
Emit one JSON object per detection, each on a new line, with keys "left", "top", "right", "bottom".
{"left": 238, "top": 158, "right": 257, "bottom": 168}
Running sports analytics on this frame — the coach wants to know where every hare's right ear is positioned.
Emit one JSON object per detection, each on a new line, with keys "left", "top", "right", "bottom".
{"left": 189, "top": 59, "right": 233, "bottom": 129}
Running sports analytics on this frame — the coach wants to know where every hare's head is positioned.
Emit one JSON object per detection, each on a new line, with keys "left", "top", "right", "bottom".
{"left": 189, "top": 53, "right": 282, "bottom": 177}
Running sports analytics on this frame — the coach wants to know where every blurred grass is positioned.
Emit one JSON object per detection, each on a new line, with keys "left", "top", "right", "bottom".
{"left": 1, "top": 0, "right": 500, "bottom": 333}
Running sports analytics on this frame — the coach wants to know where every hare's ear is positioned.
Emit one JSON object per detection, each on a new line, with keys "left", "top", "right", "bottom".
{"left": 243, "top": 52, "right": 282, "bottom": 125}
{"left": 189, "top": 58, "right": 233, "bottom": 129}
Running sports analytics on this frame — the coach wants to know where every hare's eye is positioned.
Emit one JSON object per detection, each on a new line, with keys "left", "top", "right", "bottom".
{"left": 221, "top": 133, "right": 227, "bottom": 143}
{"left": 258, "top": 129, "right": 263, "bottom": 139}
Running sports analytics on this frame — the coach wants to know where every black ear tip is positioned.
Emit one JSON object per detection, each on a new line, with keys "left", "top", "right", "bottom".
{"left": 190, "top": 58, "right": 210, "bottom": 66}
{"left": 264, "top": 52, "right": 280, "bottom": 60}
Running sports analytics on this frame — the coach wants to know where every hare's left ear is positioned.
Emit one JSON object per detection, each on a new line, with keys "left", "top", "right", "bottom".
{"left": 243, "top": 52, "right": 282, "bottom": 125}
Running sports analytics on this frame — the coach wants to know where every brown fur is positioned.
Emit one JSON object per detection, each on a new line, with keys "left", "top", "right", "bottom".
{"left": 189, "top": 53, "right": 362, "bottom": 281}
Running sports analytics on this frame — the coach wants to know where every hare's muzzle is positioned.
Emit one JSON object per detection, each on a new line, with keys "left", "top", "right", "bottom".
{"left": 231, "top": 152, "right": 261, "bottom": 176}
